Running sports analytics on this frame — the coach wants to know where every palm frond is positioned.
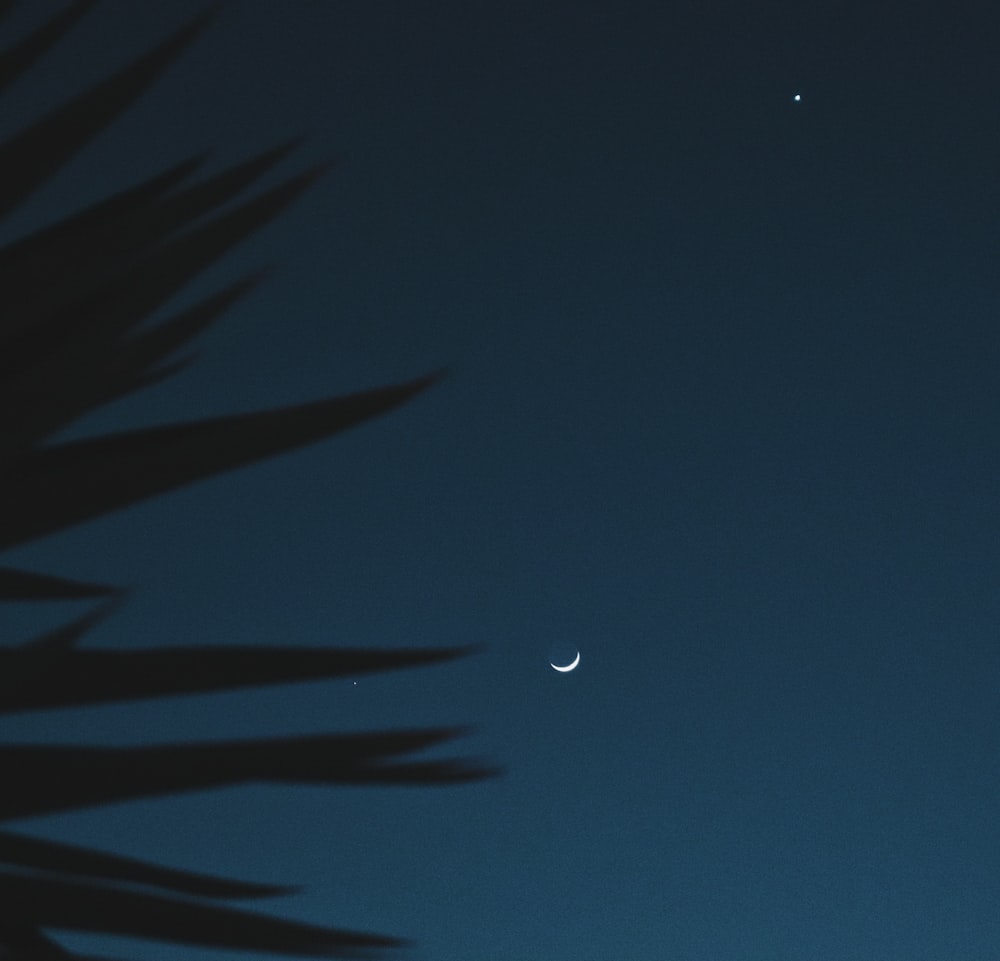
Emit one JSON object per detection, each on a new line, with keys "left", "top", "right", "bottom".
{"left": 0, "top": 5, "right": 495, "bottom": 959}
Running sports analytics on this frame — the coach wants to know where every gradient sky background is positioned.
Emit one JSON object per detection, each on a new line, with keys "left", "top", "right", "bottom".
{"left": 4, "top": 1, "right": 1000, "bottom": 959}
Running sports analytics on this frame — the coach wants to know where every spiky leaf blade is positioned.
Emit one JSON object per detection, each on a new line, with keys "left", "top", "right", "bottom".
{"left": 0, "top": 373, "right": 443, "bottom": 550}
{"left": 0, "top": 730, "right": 497, "bottom": 820}
{"left": 0, "top": 831, "right": 294, "bottom": 900}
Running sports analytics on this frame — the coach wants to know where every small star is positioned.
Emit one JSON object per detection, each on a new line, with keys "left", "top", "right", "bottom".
{"left": 793, "top": 93, "right": 801, "bottom": 102}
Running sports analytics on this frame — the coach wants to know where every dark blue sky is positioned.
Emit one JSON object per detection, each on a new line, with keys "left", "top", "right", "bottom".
{"left": 5, "top": 2, "right": 1000, "bottom": 959}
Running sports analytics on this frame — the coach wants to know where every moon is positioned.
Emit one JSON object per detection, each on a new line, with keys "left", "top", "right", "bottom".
{"left": 550, "top": 651, "right": 580, "bottom": 673}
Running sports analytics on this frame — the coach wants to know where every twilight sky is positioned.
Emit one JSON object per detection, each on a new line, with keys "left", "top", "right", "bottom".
{"left": 4, "top": 2, "right": 1000, "bottom": 959}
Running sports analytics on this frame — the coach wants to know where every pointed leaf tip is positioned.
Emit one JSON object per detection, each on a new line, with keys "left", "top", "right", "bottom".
{"left": 0, "top": 567, "right": 115, "bottom": 601}
{"left": 0, "top": 372, "right": 445, "bottom": 549}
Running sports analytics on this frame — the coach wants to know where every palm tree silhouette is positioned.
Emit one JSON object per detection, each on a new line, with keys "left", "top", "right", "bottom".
{"left": 0, "top": 5, "right": 498, "bottom": 959}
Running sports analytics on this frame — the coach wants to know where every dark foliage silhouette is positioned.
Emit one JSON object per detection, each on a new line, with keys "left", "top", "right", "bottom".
{"left": 0, "top": 5, "right": 497, "bottom": 959}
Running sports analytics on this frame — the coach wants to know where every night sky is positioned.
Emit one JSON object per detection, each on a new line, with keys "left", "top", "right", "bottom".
{"left": 4, "top": 2, "right": 1000, "bottom": 959}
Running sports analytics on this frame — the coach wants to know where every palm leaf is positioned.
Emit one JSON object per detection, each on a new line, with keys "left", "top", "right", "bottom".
{"left": 0, "top": 730, "right": 497, "bottom": 821}
{"left": 0, "top": 831, "right": 294, "bottom": 900}
{"left": 0, "top": 595, "right": 480, "bottom": 711}
{"left": 0, "top": 8, "right": 213, "bottom": 219}
{"left": 3, "top": 156, "right": 327, "bottom": 450}
{"left": 1, "top": 372, "right": 443, "bottom": 550}
{"left": 0, "top": 875, "right": 408, "bottom": 958}
{"left": 0, "top": 565, "right": 113, "bottom": 600}
{"left": 1, "top": 639, "right": 481, "bottom": 713}
{"left": 9, "top": 269, "right": 269, "bottom": 448}
{"left": 0, "top": 150, "right": 206, "bottom": 342}
{"left": 0, "top": 1, "right": 94, "bottom": 98}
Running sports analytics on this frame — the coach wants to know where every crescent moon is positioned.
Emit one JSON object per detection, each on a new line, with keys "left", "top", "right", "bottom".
{"left": 550, "top": 651, "right": 580, "bottom": 673}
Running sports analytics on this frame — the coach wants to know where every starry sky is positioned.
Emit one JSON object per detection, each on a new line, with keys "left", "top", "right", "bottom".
{"left": 4, "top": 2, "right": 1000, "bottom": 959}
